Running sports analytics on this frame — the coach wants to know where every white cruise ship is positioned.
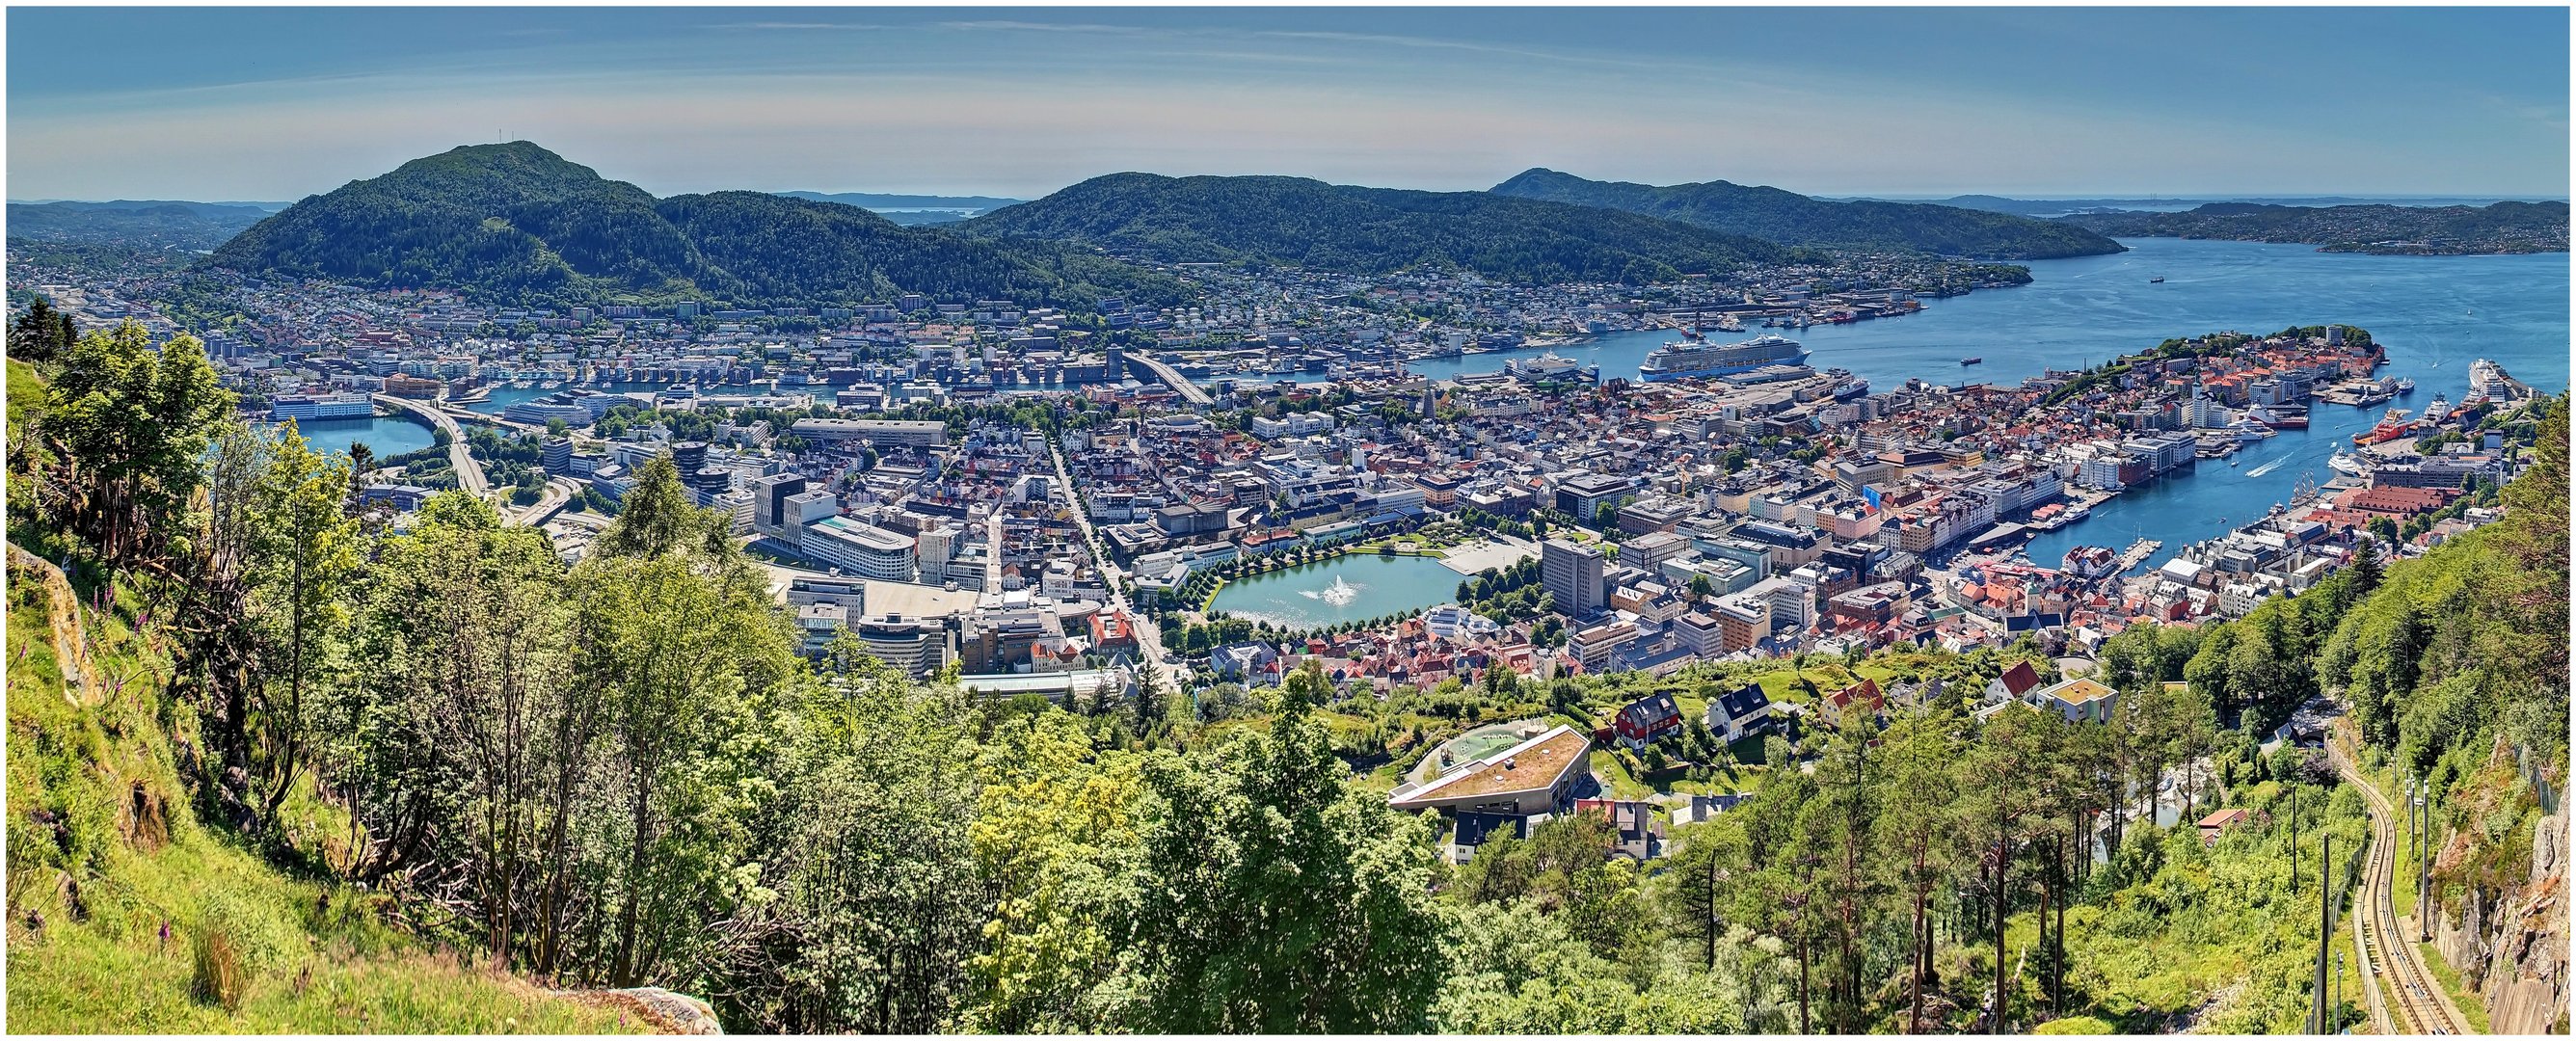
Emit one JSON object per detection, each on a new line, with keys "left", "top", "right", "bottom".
{"left": 1638, "top": 334, "right": 1810, "bottom": 382}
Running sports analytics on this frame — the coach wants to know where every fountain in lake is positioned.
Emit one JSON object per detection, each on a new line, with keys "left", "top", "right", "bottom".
{"left": 1299, "top": 574, "right": 1362, "bottom": 607}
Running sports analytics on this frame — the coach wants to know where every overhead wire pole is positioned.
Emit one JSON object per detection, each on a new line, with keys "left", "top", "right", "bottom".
{"left": 2417, "top": 784, "right": 2432, "bottom": 944}
{"left": 2313, "top": 834, "right": 2332, "bottom": 1034}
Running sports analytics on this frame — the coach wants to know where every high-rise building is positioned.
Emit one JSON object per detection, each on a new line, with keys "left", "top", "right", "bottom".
{"left": 750, "top": 472, "right": 809, "bottom": 537}
{"left": 1542, "top": 538, "right": 1606, "bottom": 619}
{"left": 541, "top": 436, "right": 573, "bottom": 476}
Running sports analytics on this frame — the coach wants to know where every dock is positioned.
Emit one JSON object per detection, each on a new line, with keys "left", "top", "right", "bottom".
{"left": 2116, "top": 538, "right": 2162, "bottom": 571}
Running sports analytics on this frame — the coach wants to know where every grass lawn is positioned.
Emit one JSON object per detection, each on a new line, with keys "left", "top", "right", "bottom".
{"left": 2415, "top": 942, "right": 2494, "bottom": 1033}
{"left": 1589, "top": 750, "right": 1654, "bottom": 799}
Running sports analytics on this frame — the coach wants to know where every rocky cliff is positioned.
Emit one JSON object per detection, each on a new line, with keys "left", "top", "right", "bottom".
{"left": 2428, "top": 739, "right": 2569, "bottom": 1033}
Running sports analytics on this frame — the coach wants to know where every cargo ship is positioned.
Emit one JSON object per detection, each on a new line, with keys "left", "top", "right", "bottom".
{"left": 1637, "top": 334, "right": 1809, "bottom": 382}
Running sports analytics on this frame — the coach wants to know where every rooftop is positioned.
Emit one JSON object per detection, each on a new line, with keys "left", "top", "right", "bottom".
{"left": 1395, "top": 724, "right": 1591, "bottom": 806}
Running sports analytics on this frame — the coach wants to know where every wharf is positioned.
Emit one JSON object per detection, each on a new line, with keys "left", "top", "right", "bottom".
{"left": 2116, "top": 538, "right": 2162, "bottom": 571}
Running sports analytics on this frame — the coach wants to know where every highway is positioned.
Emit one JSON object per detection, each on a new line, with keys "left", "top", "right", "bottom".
{"left": 2330, "top": 736, "right": 2475, "bottom": 1035}
{"left": 1123, "top": 350, "right": 1213, "bottom": 407}
{"left": 1050, "top": 440, "right": 1181, "bottom": 700}
{"left": 374, "top": 394, "right": 490, "bottom": 497}
{"left": 512, "top": 475, "right": 582, "bottom": 527}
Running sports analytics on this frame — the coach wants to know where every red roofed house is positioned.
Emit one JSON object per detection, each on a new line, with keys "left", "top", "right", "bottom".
{"left": 1826, "top": 678, "right": 1886, "bottom": 723}
{"left": 1986, "top": 660, "right": 2044, "bottom": 704}
{"left": 1611, "top": 692, "right": 1684, "bottom": 751}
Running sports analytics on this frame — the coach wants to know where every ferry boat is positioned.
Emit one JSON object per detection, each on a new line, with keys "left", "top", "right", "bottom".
{"left": 2246, "top": 403, "right": 2310, "bottom": 429}
{"left": 2064, "top": 503, "right": 2092, "bottom": 523}
{"left": 1637, "top": 334, "right": 1809, "bottom": 382}
{"left": 2395, "top": 377, "right": 2416, "bottom": 395}
{"left": 1504, "top": 352, "right": 1582, "bottom": 380}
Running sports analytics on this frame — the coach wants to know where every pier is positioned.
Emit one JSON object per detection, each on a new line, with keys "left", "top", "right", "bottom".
{"left": 2115, "top": 538, "right": 2162, "bottom": 572}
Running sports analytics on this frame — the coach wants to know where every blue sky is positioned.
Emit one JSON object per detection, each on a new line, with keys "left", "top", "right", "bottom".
{"left": 9, "top": 7, "right": 2567, "bottom": 201}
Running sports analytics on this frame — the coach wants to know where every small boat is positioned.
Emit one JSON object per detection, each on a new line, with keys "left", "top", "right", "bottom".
{"left": 2149, "top": 277, "right": 2165, "bottom": 283}
{"left": 2226, "top": 458, "right": 2239, "bottom": 467}
{"left": 1960, "top": 357, "right": 1983, "bottom": 366}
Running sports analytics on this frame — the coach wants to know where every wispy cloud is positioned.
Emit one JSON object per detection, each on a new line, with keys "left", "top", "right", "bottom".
{"left": 704, "top": 21, "right": 890, "bottom": 33}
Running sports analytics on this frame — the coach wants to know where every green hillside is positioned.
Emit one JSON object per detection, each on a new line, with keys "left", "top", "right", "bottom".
{"left": 205, "top": 142, "right": 1183, "bottom": 309}
{"left": 1488, "top": 168, "right": 2126, "bottom": 259}
{"left": 3, "top": 545, "right": 644, "bottom": 1033}
{"left": 962, "top": 172, "right": 1828, "bottom": 283}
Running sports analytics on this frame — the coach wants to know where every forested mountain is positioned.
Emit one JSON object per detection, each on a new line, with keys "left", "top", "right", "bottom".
{"left": 2058, "top": 200, "right": 2570, "bottom": 254}
{"left": 8, "top": 200, "right": 275, "bottom": 251}
{"left": 1488, "top": 169, "right": 2126, "bottom": 259}
{"left": 205, "top": 143, "right": 1182, "bottom": 308}
{"left": 961, "top": 173, "right": 1826, "bottom": 283}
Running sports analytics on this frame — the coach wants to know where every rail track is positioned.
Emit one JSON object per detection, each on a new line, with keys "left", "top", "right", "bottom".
{"left": 2333, "top": 740, "right": 2473, "bottom": 1034}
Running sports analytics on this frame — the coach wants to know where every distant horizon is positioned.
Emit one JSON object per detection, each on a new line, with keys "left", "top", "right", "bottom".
{"left": 9, "top": 8, "right": 2563, "bottom": 201}
{"left": 7, "top": 154, "right": 2569, "bottom": 213}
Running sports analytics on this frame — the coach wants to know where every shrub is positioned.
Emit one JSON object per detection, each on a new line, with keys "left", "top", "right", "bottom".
{"left": 190, "top": 888, "right": 307, "bottom": 1011}
{"left": 191, "top": 929, "right": 246, "bottom": 1011}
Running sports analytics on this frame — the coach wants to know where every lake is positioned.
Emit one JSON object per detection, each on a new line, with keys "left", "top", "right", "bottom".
{"left": 1408, "top": 237, "right": 2570, "bottom": 569}
{"left": 273, "top": 414, "right": 436, "bottom": 461}
{"left": 1206, "top": 552, "right": 1465, "bottom": 630}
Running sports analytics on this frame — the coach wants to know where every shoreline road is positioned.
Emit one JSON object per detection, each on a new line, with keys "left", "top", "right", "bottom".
{"left": 373, "top": 394, "right": 490, "bottom": 498}
{"left": 2330, "top": 736, "right": 2475, "bottom": 1035}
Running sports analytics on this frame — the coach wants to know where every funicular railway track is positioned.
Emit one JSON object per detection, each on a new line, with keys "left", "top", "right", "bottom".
{"left": 2332, "top": 740, "right": 2472, "bottom": 1035}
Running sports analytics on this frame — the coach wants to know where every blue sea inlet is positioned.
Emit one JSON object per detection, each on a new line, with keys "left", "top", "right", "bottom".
{"left": 1409, "top": 237, "right": 2569, "bottom": 570}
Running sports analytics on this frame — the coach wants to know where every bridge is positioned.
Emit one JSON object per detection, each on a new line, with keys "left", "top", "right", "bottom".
{"left": 373, "top": 394, "right": 489, "bottom": 497}
{"left": 1123, "top": 350, "right": 1213, "bottom": 407}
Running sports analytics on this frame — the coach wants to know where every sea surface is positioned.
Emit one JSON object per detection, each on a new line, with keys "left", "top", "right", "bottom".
{"left": 1206, "top": 552, "right": 1464, "bottom": 630}
{"left": 1405, "top": 237, "right": 2570, "bottom": 569}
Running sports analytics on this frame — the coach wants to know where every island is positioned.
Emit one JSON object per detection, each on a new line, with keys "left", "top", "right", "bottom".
{"left": 2057, "top": 200, "right": 2568, "bottom": 254}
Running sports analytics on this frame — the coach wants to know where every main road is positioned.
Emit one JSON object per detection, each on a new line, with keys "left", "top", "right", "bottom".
{"left": 1049, "top": 440, "right": 1181, "bottom": 700}
{"left": 373, "top": 394, "right": 490, "bottom": 497}
{"left": 2329, "top": 735, "right": 2475, "bottom": 1035}
{"left": 1123, "top": 350, "right": 1214, "bottom": 407}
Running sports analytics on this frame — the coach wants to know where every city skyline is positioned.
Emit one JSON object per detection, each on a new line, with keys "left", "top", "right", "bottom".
{"left": 9, "top": 6, "right": 2569, "bottom": 202}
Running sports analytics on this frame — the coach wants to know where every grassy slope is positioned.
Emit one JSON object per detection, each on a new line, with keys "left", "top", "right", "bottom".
{"left": 3, "top": 552, "right": 642, "bottom": 1033}
{"left": 1994, "top": 779, "right": 2372, "bottom": 1034}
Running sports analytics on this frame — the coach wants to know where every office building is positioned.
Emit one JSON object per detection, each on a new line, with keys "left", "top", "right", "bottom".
{"left": 1543, "top": 538, "right": 1607, "bottom": 618}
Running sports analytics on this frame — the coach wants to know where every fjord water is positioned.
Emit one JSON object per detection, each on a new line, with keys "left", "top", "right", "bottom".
{"left": 1410, "top": 237, "right": 2570, "bottom": 568}
{"left": 1207, "top": 552, "right": 1465, "bottom": 630}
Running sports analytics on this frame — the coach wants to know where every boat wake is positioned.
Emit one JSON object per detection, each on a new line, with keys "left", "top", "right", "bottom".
{"left": 2244, "top": 456, "right": 2291, "bottom": 478}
